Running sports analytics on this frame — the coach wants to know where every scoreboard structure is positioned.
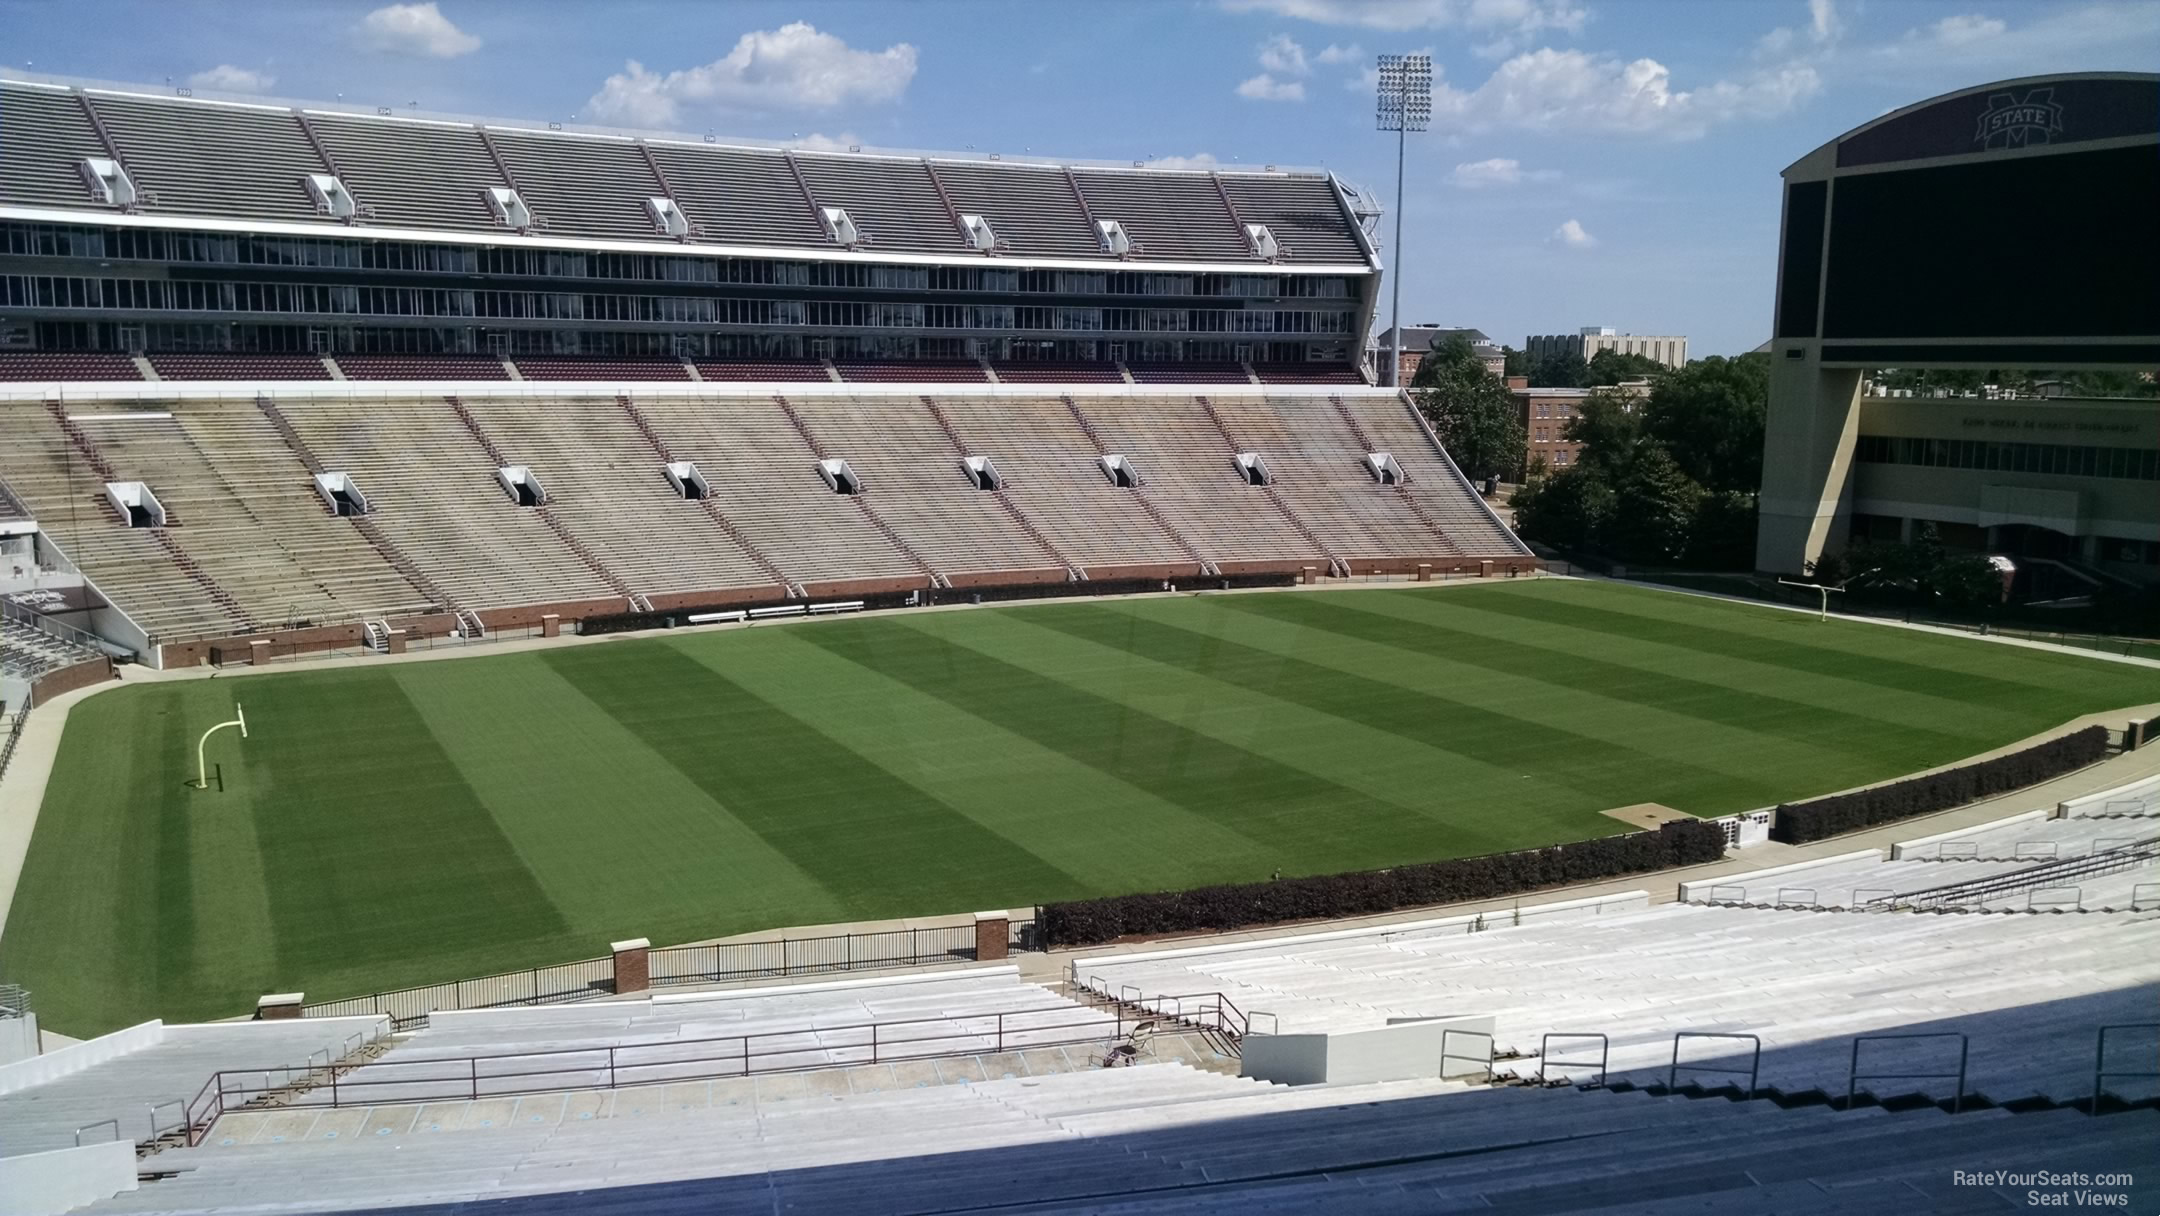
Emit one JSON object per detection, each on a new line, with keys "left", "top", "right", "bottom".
{"left": 1756, "top": 72, "right": 2160, "bottom": 575}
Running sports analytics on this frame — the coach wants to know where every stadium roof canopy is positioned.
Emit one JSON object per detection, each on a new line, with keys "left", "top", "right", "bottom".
{"left": 0, "top": 75, "right": 1378, "bottom": 275}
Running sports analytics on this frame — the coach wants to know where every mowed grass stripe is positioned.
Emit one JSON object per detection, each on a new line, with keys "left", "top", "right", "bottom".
{"left": 542, "top": 640, "right": 1080, "bottom": 916}
{"left": 3, "top": 689, "right": 180, "bottom": 1030}
{"left": 1331, "top": 586, "right": 2028, "bottom": 739}
{"left": 1446, "top": 582, "right": 2108, "bottom": 706}
{"left": 393, "top": 659, "right": 850, "bottom": 942}
{"left": 243, "top": 672, "right": 570, "bottom": 974}
{"left": 1111, "top": 594, "right": 1869, "bottom": 793}
{"left": 1018, "top": 601, "right": 1781, "bottom": 812}
{"left": 903, "top": 610, "right": 1546, "bottom": 840}
{"left": 795, "top": 617, "right": 1447, "bottom": 862}
{"left": 1223, "top": 592, "right": 1984, "bottom": 771}
{"left": 674, "top": 629, "right": 1280, "bottom": 895}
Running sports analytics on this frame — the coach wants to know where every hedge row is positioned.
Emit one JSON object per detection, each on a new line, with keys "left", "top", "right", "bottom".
{"left": 1770, "top": 725, "right": 2110, "bottom": 845}
{"left": 1037, "top": 819, "right": 1726, "bottom": 948}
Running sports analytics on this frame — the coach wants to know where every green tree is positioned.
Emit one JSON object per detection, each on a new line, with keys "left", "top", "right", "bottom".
{"left": 1641, "top": 354, "right": 1767, "bottom": 495}
{"left": 1686, "top": 490, "right": 1759, "bottom": 569}
{"left": 1410, "top": 333, "right": 1482, "bottom": 389}
{"left": 1530, "top": 351, "right": 1588, "bottom": 388}
{"left": 1585, "top": 349, "right": 1666, "bottom": 386}
{"left": 1511, "top": 465, "right": 1613, "bottom": 551}
{"left": 1607, "top": 447, "right": 1703, "bottom": 564}
{"left": 1563, "top": 387, "right": 1646, "bottom": 478}
{"left": 1501, "top": 345, "right": 1528, "bottom": 378}
{"left": 1413, "top": 343, "right": 1525, "bottom": 482}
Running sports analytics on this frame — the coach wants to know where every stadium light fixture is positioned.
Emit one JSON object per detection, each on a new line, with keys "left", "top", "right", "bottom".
{"left": 1375, "top": 53, "right": 1432, "bottom": 389}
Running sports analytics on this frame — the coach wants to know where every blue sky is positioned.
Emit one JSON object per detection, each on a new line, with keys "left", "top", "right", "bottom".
{"left": 7, "top": 0, "right": 2156, "bottom": 356}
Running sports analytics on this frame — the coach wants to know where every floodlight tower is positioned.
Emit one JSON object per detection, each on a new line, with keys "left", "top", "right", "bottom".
{"left": 1375, "top": 53, "right": 1432, "bottom": 388}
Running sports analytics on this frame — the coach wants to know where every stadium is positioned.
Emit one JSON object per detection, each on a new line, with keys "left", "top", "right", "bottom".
{"left": 0, "top": 46, "right": 2154, "bottom": 1216}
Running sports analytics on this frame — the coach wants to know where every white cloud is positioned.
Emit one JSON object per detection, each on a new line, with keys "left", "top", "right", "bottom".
{"left": 1430, "top": 47, "right": 1819, "bottom": 139}
{"left": 355, "top": 3, "right": 481, "bottom": 58}
{"left": 1257, "top": 33, "right": 1311, "bottom": 75}
{"left": 1756, "top": 0, "right": 1842, "bottom": 59}
{"left": 1237, "top": 73, "right": 1308, "bottom": 101}
{"left": 1550, "top": 218, "right": 1596, "bottom": 247}
{"left": 1315, "top": 42, "right": 1364, "bottom": 63}
{"left": 188, "top": 65, "right": 275, "bottom": 93}
{"left": 1928, "top": 13, "right": 2010, "bottom": 45}
{"left": 1448, "top": 156, "right": 1559, "bottom": 187}
{"left": 1808, "top": 0, "right": 1843, "bottom": 41}
{"left": 586, "top": 23, "right": 918, "bottom": 125}
{"left": 1222, "top": 0, "right": 1587, "bottom": 36}
{"left": 1875, "top": 3, "right": 2160, "bottom": 66}
{"left": 1143, "top": 152, "right": 1222, "bottom": 171}
{"left": 790, "top": 132, "right": 865, "bottom": 153}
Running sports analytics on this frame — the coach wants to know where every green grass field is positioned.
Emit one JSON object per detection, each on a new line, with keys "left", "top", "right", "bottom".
{"left": 6, "top": 579, "right": 2154, "bottom": 1034}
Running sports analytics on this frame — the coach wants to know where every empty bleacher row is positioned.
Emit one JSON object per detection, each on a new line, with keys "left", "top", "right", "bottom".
{"left": 0, "top": 1016, "right": 390, "bottom": 1160}
{"left": 0, "top": 617, "right": 107, "bottom": 680}
{"left": 0, "top": 391, "right": 1523, "bottom": 647}
{"left": 22, "top": 965, "right": 2154, "bottom": 1214}
{"left": 1689, "top": 803, "right": 2160, "bottom": 912}
{"left": 0, "top": 351, "right": 1369, "bottom": 385}
{"left": 78, "top": 1063, "right": 2157, "bottom": 1215}
{"left": 0, "top": 80, "right": 1370, "bottom": 267}
{"left": 1075, "top": 898, "right": 2160, "bottom": 1108}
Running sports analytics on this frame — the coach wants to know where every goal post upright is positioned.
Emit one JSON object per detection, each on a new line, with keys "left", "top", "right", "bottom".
{"left": 194, "top": 703, "right": 249, "bottom": 791}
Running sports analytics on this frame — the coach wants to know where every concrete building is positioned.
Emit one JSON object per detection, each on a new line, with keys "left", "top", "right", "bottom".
{"left": 1754, "top": 71, "right": 2158, "bottom": 577}
{"left": 1376, "top": 324, "right": 1505, "bottom": 384}
{"left": 1526, "top": 327, "right": 1688, "bottom": 370}
{"left": 1508, "top": 377, "right": 1650, "bottom": 476}
{"left": 1848, "top": 392, "right": 2159, "bottom": 591}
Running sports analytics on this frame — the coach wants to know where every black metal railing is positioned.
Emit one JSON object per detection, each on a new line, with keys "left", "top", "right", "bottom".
{"left": 647, "top": 924, "right": 979, "bottom": 988}
{"left": 1668, "top": 1032, "right": 1761, "bottom": 1098}
{"left": 189, "top": 999, "right": 1163, "bottom": 1147}
{"left": 301, "top": 918, "right": 1036, "bottom": 1031}
{"left": 303, "top": 958, "right": 615, "bottom": 1030}
{"left": 1848, "top": 1032, "right": 1968, "bottom": 1113}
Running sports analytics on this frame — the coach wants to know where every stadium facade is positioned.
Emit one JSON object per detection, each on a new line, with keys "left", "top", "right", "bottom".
{"left": 0, "top": 76, "right": 1532, "bottom": 674}
{"left": 0, "top": 76, "right": 1380, "bottom": 370}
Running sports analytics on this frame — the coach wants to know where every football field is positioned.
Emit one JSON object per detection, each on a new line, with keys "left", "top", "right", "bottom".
{"left": 6, "top": 579, "right": 2154, "bottom": 1034}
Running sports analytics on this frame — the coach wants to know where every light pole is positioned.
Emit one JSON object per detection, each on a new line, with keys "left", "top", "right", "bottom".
{"left": 1375, "top": 53, "right": 1431, "bottom": 388}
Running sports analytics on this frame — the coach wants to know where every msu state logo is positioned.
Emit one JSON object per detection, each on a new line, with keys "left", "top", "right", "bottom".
{"left": 1975, "top": 88, "right": 2064, "bottom": 149}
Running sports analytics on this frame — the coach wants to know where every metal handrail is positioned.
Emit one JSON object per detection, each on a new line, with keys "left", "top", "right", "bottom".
{"left": 1441, "top": 1028, "right": 1494, "bottom": 1082}
{"left": 185, "top": 999, "right": 1200, "bottom": 1144}
{"left": 1848, "top": 1032, "right": 1968, "bottom": 1113}
{"left": 147, "top": 1098, "right": 186, "bottom": 1140}
{"left": 2092, "top": 1023, "right": 2159, "bottom": 1112}
{"left": 74, "top": 1118, "right": 119, "bottom": 1147}
{"left": 1867, "top": 837, "right": 2160, "bottom": 910}
{"left": 1538, "top": 1032, "right": 1608, "bottom": 1087}
{"left": 1668, "top": 1032, "right": 1761, "bottom": 1098}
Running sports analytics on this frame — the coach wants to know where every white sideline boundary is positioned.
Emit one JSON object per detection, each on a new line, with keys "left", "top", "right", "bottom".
{"left": 1588, "top": 573, "right": 2160, "bottom": 671}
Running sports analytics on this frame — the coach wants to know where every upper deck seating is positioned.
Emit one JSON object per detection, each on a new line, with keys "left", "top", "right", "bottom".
{"left": 0, "top": 352, "right": 142, "bottom": 381}
{"left": 513, "top": 357, "right": 692, "bottom": 382}
{"left": 833, "top": 360, "right": 987, "bottom": 384}
{"left": 148, "top": 353, "right": 331, "bottom": 381}
{"left": 335, "top": 354, "right": 510, "bottom": 381}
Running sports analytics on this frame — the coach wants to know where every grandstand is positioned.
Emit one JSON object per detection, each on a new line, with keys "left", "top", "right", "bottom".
{"left": 0, "top": 388, "right": 1526, "bottom": 664}
{"left": 1, "top": 67, "right": 2153, "bottom": 1216}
